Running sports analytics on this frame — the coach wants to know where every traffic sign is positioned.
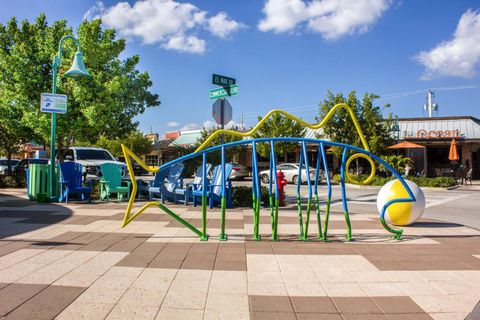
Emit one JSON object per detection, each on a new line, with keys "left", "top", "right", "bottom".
{"left": 212, "top": 99, "right": 232, "bottom": 125}
{"left": 209, "top": 85, "right": 239, "bottom": 100}
{"left": 40, "top": 93, "right": 68, "bottom": 114}
{"left": 212, "top": 74, "right": 236, "bottom": 86}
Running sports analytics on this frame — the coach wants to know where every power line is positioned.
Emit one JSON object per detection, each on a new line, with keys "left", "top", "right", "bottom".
{"left": 379, "top": 84, "right": 480, "bottom": 102}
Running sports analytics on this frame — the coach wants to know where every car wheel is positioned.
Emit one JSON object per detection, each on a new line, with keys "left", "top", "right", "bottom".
{"left": 261, "top": 174, "right": 269, "bottom": 184}
{"left": 292, "top": 175, "right": 299, "bottom": 185}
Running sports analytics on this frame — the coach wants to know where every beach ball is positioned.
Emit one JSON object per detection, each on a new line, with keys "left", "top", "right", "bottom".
{"left": 376, "top": 179, "right": 425, "bottom": 226}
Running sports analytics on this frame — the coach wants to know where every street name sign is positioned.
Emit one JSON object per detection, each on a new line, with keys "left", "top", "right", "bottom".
{"left": 212, "top": 74, "right": 236, "bottom": 87}
{"left": 40, "top": 93, "right": 68, "bottom": 114}
{"left": 209, "top": 84, "right": 239, "bottom": 100}
{"left": 212, "top": 99, "right": 232, "bottom": 125}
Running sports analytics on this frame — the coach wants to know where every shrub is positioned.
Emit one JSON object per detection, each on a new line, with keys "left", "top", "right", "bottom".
{"left": 89, "top": 180, "right": 101, "bottom": 200}
{"left": 232, "top": 186, "right": 269, "bottom": 207}
{"left": 0, "top": 174, "right": 26, "bottom": 188}
{"left": 332, "top": 174, "right": 456, "bottom": 188}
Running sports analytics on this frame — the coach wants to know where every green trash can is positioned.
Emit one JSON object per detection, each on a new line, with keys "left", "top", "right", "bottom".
{"left": 27, "top": 163, "right": 49, "bottom": 201}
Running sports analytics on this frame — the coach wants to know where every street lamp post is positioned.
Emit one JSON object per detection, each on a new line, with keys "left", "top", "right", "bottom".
{"left": 48, "top": 35, "right": 90, "bottom": 201}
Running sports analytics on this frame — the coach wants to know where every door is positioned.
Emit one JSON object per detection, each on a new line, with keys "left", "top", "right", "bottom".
{"left": 472, "top": 151, "right": 480, "bottom": 180}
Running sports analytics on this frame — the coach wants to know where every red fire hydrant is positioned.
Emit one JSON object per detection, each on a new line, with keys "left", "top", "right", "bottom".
{"left": 277, "top": 170, "right": 288, "bottom": 206}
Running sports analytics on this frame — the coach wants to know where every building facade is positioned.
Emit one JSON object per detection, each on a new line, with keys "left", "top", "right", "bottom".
{"left": 398, "top": 116, "right": 480, "bottom": 178}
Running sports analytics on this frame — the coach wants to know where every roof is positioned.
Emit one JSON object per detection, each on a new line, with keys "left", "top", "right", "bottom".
{"left": 305, "top": 127, "right": 324, "bottom": 139}
{"left": 169, "top": 130, "right": 202, "bottom": 147}
{"left": 398, "top": 116, "right": 480, "bottom": 140}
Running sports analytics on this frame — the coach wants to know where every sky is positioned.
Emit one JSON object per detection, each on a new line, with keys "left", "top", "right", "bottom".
{"left": 1, "top": 0, "right": 480, "bottom": 135}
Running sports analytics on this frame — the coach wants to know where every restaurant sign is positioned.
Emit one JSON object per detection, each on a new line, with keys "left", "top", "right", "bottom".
{"left": 403, "top": 129, "right": 463, "bottom": 139}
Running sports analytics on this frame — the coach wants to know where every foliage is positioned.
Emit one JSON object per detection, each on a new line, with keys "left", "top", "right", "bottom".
{"left": 378, "top": 155, "right": 413, "bottom": 175}
{"left": 0, "top": 14, "right": 159, "bottom": 161}
{"left": 332, "top": 174, "right": 456, "bottom": 188}
{"left": 231, "top": 186, "right": 270, "bottom": 207}
{"left": 170, "top": 145, "right": 201, "bottom": 177}
{"left": 196, "top": 126, "right": 246, "bottom": 166}
{"left": 252, "top": 113, "right": 306, "bottom": 161}
{"left": 86, "top": 131, "right": 153, "bottom": 158}
{"left": 316, "top": 91, "right": 394, "bottom": 157}
{"left": 0, "top": 174, "right": 26, "bottom": 188}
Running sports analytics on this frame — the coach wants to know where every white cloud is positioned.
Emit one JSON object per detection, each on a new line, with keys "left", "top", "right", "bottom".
{"left": 258, "top": 0, "right": 391, "bottom": 40}
{"left": 202, "top": 120, "right": 217, "bottom": 129}
{"left": 202, "top": 120, "right": 239, "bottom": 130}
{"left": 180, "top": 123, "right": 201, "bottom": 131}
{"left": 167, "top": 121, "right": 179, "bottom": 128}
{"left": 208, "top": 12, "right": 247, "bottom": 39}
{"left": 85, "top": 0, "right": 245, "bottom": 54}
{"left": 415, "top": 10, "right": 480, "bottom": 79}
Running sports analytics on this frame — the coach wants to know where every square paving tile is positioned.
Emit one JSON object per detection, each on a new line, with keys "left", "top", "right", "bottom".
{"left": 4, "top": 285, "right": 85, "bottom": 319}
{"left": 332, "top": 297, "right": 383, "bottom": 314}
{"left": 372, "top": 296, "right": 427, "bottom": 314}
{"left": 291, "top": 296, "right": 337, "bottom": 313}
{"left": 249, "top": 295, "right": 294, "bottom": 313}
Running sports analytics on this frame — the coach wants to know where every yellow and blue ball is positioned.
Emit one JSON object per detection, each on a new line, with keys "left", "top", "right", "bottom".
{"left": 376, "top": 179, "right": 425, "bottom": 226}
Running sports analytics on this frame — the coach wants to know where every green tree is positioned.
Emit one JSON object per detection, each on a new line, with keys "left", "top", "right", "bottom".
{"left": 92, "top": 131, "right": 153, "bottom": 158}
{"left": 0, "top": 14, "right": 159, "bottom": 162}
{"left": 252, "top": 113, "right": 306, "bottom": 161}
{"left": 0, "top": 106, "right": 37, "bottom": 174}
{"left": 316, "top": 91, "right": 394, "bottom": 157}
{"left": 379, "top": 154, "right": 413, "bottom": 176}
{"left": 196, "top": 126, "right": 246, "bottom": 165}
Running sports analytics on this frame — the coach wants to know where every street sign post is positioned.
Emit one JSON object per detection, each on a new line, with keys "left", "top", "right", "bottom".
{"left": 212, "top": 99, "right": 232, "bottom": 125}
{"left": 210, "top": 74, "right": 237, "bottom": 145}
{"left": 40, "top": 93, "right": 68, "bottom": 114}
{"left": 209, "top": 84, "right": 239, "bottom": 100}
{"left": 212, "top": 74, "right": 236, "bottom": 87}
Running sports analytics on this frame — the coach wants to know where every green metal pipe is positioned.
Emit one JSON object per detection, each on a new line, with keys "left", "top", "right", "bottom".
{"left": 296, "top": 195, "right": 304, "bottom": 239}
{"left": 220, "top": 197, "right": 227, "bottom": 241}
{"left": 315, "top": 194, "right": 323, "bottom": 240}
{"left": 344, "top": 211, "right": 352, "bottom": 241}
{"left": 158, "top": 203, "right": 203, "bottom": 238}
{"left": 201, "top": 195, "right": 208, "bottom": 241}
{"left": 322, "top": 199, "right": 331, "bottom": 241}
{"left": 302, "top": 198, "right": 311, "bottom": 241}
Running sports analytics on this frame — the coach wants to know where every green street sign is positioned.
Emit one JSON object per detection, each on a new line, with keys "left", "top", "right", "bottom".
{"left": 209, "top": 84, "right": 239, "bottom": 100}
{"left": 212, "top": 74, "right": 236, "bottom": 86}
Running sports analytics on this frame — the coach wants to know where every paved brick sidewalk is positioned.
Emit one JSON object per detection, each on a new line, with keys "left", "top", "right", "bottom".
{"left": 0, "top": 189, "right": 479, "bottom": 320}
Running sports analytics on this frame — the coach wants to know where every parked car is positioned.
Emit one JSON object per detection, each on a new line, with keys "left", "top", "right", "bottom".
{"left": 0, "top": 159, "right": 20, "bottom": 175}
{"left": 117, "top": 156, "right": 149, "bottom": 176}
{"left": 259, "top": 163, "right": 324, "bottom": 184}
{"left": 11, "top": 158, "right": 48, "bottom": 176}
{"left": 58, "top": 147, "right": 126, "bottom": 179}
{"left": 229, "top": 162, "right": 249, "bottom": 180}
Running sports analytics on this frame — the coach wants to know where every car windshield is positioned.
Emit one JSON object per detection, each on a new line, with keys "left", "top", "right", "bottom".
{"left": 0, "top": 159, "right": 19, "bottom": 166}
{"left": 76, "top": 150, "right": 115, "bottom": 161}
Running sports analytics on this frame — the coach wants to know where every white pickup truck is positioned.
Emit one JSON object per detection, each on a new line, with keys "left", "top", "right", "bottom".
{"left": 59, "top": 147, "right": 126, "bottom": 179}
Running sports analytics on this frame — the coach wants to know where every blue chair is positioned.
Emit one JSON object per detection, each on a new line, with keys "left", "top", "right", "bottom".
{"left": 59, "top": 162, "right": 92, "bottom": 204}
{"left": 148, "top": 163, "right": 187, "bottom": 204}
{"left": 177, "top": 164, "right": 211, "bottom": 202}
{"left": 192, "top": 163, "right": 233, "bottom": 209}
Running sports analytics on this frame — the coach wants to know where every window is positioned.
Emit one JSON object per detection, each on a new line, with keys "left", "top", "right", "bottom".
{"left": 76, "top": 149, "right": 115, "bottom": 161}
{"left": 65, "top": 149, "right": 74, "bottom": 160}
{"left": 145, "top": 155, "right": 158, "bottom": 166}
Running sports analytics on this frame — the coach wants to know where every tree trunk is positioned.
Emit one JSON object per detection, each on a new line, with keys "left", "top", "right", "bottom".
{"left": 7, "top": 151, "right": 12, "bottom": 176}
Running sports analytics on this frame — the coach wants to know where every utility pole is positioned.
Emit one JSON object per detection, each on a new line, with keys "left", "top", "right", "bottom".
{"left": 425, "top": 90, "right": 438, "bottom": 118}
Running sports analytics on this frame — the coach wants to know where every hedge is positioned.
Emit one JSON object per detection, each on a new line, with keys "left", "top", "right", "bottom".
{"left": 231, "top": 186, "right": 270, "bottom": 207}
{"left": 0, "top": 174, "right": 26, "bottom": 188}
{"left": 332, "top": 174, "right": 456, "bottom": 188}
